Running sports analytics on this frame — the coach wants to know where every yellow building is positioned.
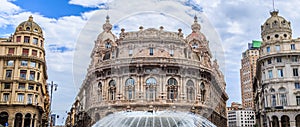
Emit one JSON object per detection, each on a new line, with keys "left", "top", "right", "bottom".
{"left": 0, "top": 16, "right": 50, "bottom": 127}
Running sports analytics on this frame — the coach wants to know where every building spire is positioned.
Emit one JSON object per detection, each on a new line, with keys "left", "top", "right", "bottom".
{"left": 28, "top": 15, "right": 33, "bottom": 22}
{"left": 191, "top": 15, "right": 201, "bottom": 32}
{"left": 103, "top": 15, "right": 112, "bottom": 32}
{"left": 272, "top": 0, "right": 275, "bottom": 11}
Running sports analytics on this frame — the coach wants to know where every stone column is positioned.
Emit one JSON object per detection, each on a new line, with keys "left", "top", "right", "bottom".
{"left": 269, "top": 120, "right": 273, "bottom": 127}
{"left": 21, "top": 118, "right": 25, "bottom": 127}
{"left": 279, "top": 119, "right": 282, "bottom": 127}
{"left": 290, "top": 120, "right": 296, "bottom": 127}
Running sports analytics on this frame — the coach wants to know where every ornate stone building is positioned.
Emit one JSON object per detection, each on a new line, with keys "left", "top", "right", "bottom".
{"left": 0, "top": 16, "right": 50, "bottom": 127}
{"left": 73, "top": 16, "right": 228, "bottom": 127}
{"left": 254, "top": 11, "right": 300, "bottom": 127}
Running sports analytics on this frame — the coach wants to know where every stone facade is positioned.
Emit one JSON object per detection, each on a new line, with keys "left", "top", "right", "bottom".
{"left": 73, "top": 16, "right": 228, "bottom": 127}
{"left": 254, "top": 11, "right": 300, "bottom": 127}
{"left": 0, "top": 16, "right": 49, "bottom": 127}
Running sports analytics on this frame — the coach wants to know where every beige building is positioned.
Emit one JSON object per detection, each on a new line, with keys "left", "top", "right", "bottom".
{"left": 0, "top": 16, "right": 50, "bottom": 127}
{"left": 72, "top": 16, "right": 228, "bottom": 127}
{"left": 254, "top": 11, "right": 300, "bottom": 127}
{"left": 240, "top": 41, "right": 261, "bottom": 109}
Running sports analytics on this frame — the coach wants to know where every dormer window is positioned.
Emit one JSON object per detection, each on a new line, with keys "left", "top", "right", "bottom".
{"left": 105, "top": 42, "right": 111, "bottom": 49}
{"left": 192, "top": 43, "right": 198, "bottom": 49}
{"left": 34, "top": 29, "right": 38, "bottom": 32}
{"left": 149, "top": 48, "right": 154, "bottom": 56}
{"left": 26, "top": 27, "right": 30, "bottom": 31}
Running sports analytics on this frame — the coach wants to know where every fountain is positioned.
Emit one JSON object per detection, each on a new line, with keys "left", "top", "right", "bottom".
{"left": 92, "top": 111, "right": 216, "bottom": 127}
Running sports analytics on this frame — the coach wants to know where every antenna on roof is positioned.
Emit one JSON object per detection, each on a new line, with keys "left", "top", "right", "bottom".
{"left": 272, "top": 0, "right": 276, "bottom": 11}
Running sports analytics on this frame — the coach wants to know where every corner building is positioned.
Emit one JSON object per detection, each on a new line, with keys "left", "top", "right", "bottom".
{"left": 254, "top": 11, "right": 300, "bottom": 127}
{"left": 0, "top": 16, "right": 49, "bottom": 127}
{"left": 74, "top": 16, "right": 228, "bottom": 127}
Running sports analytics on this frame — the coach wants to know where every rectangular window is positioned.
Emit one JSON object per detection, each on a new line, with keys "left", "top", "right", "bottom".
{"left": 268, "top": 70, "right": 273, "bottom": 79}
{"left": 18, "top": 83, "right": 25, "bottom": 89}
{"left": 291, "top": 56, "right": 298, "bottom": 62}
{"left": 27, "top": 94, "right": 33, "bottom": 104}
{"left": 266, "top": 47, "right": 270, "bottom": 53}
{"left": 267, "top": 59, "right": 272, "bottom": 64}
{"left": 8, "top": 48, "right": 14, "bottom": 54}
{"left": 275, "top": 45, "right": 280, "bottom": 52}
{"left": 4, "top": 83, "right": 11, "bottom": 89}
{"left": 276, "top": 57, "right": 282, "bottom": 63}
{"left": 6, "top": 70, "right": 12, "bottom": 78}
{"left": 40, "top": 40, "right": 43, "bottom": 47}
{"left": 3, "top": 93, "right": 9, "bottom": 102}
{"left": 24, "top": 36, "right": 30, "bottom": 43}
{"left": 7, "top": 60, "right": 14, "bottom": 66}
{"left": 170, "top": 50, "right": 174, "bottom": 56}
{"left": 29, "top": 71, "right": 35, "bottom": 80}
{"left": 28, "top": 85, "right": 34, "bottom": 90}
{"left": 17, "top": 93, "right": 24, "bottom": 102}
{"left": 297, "top": 96, "right": 300, "bottom": 106}
{"left": 295, "top": 83, "right": 300, "bottom": 89}
{"left": 32, "top": 50, "right": 37, "bottom": 56}
{"left": 35, "top": 86, "right": 39, "bottom": 91}
{"left": 22, "top": 48, "right": 29, "bottom": 56}
{"left": 30, "top": 62, "right": 36, "bottom": 68}
{"left": 278, "top": 69, "right": 283, "bottom": 77}
{"left": 291, "top": 44, "right": 296, "bottom": 50}
{"left": 16, "top": 36, "right": 21, "bottom": 42}
{"left": 37, "top": 72, "right": 40, "bottom": 80}
{"left": 293, "top": 68, "right": 299, "bottom": 76}
{"left": 21, "top": 60, "right": 28, "bottom": 66}
{"left": 129, "top": 49, "right": 133, "bottom": 56}
{"left": 33, "top": 38, "right": 38, "bottom": 45}
{"left": 20, "top": 70, "right": 27, "bottom": 79}
{"left": 149, "top": 48, "right": 153, "bottom": 56}
{"left": 35, "top": 95, "right": 38, "bottom": 104}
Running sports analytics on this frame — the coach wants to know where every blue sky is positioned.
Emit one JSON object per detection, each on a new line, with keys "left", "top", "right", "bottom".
{"left": 1, "top": 0, "right": 300, "bottom": 125}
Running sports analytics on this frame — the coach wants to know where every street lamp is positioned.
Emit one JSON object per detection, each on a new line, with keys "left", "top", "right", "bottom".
{"left": 48, "top": 81, "right": 58, "bottom": 127}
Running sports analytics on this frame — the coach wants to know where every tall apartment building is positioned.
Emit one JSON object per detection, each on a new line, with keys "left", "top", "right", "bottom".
{"left": 254, "top": 10, "right": 300, "bottom": 127}
{"left": 240, "top": 41, "right": 261, "bottom": 109}
{"left": 0, "top": 16, "right": 49, "bottom": 127}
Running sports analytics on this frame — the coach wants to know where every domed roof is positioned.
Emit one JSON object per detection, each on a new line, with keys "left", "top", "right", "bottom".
{"left": 261, "top": 11, "right": 291, "bottom": 35}
{"left": 15, "top": 16, "right": 43, "bottom": 35}
{"left": 92, "top": 111, "right": 216, "bottom": 127}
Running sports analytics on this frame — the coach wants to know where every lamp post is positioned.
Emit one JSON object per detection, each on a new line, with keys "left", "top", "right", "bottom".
{"left": 48, "top": 81, "right": 58, "bottom": 127}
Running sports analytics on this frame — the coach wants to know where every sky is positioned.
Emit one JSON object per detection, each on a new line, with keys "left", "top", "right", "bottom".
{"left": 1, "top": 0, "right": 300, "bottom": 125}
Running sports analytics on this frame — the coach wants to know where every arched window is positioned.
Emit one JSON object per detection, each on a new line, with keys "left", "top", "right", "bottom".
{"left": 186, "top": 80, "right": 195, "bottom": 101}
{"left": 270, "top": 88, "right": 276, "bottom": 107}
{"left": 24, "top": 113, "right": 31, "bottom": 127}
{"left": 95, "top": 113, "right": 100, "bottom": 121}
{"left": 167, "top": 78, "right": 178, "bottom": 101}
{"left": 125, "top": 78, "right": 135, "bottom": 100}
{"left": 200, "top": 82, "right": 206, "bottom": 102}
{"left": 98, "top": 82, "right": 102, "bottom": 102}
{"left": 0, "top": 112, "right": 9, "bottom": 127}
{"left": 296, "top": 114, "right": 300, "bottom": 127}
{"left": 14, "top": 113, "right": 23, "bottom": 127}
{"left": 105, "top": 42, "right": 111, "bottom": 49}
{"left": 272, "top": 116, "right": 279, "bottom": 127}
{"left": 108, "top": 80, "right": 116, "bottom": 101}
{"left": 281, "top": 115, "right": 290, "bottom": 127}
{"left": 26, "top": 27, "right": 30, "bottom": 31}
{"left": 146, "top": 77, "right": 157, "bottom": 101}
{"left": 103, "top": 52, "right": 110, "bottom": 60}
{"left": 279, "top": 87, "right": 287, "bottom": 106}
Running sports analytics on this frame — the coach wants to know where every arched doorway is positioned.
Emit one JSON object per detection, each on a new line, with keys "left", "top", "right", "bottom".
{"left": 24, "top": 113, "right": 31, "bottom": 127}
{"left": 14, "top": 113, "right": 23, "bottom": 127}
{"left": 296, "top": 114, "right": 300, "bottom": 127}
{"left": 272, "top": 116, "right": 279, "bottom": 127}
{"left": 0, "top": 112, "right": 9, "bottom": 126}
{"left": 281, "top": 115, "right": 290, "bottom": 127}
